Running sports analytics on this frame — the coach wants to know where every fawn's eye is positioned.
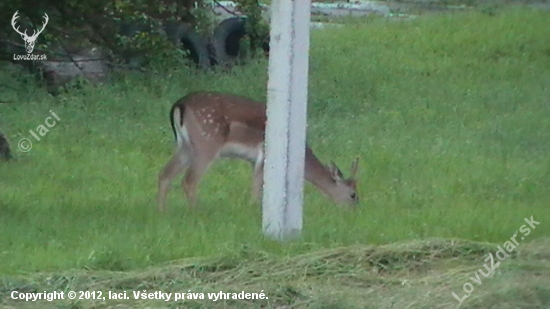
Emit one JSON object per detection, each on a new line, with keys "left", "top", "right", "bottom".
{"left": 350, "top": 192, "right": 357, "bottom": 200}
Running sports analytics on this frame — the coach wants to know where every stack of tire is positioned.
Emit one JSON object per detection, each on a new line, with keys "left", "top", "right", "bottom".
{"left": 122, "top": 17, "right": 270, "bottom": 70}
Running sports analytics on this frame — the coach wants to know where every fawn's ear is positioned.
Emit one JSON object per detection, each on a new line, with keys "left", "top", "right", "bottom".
{"left": 350, "top": 157, "right": 359, "bottom": 180}
{"left": 327, "top": 161, "right": 344, "bottom": 182}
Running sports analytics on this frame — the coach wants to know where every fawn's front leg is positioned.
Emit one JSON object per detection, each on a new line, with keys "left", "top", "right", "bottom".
{"left": 251, "top": 159, "right": 264, "bottom": 202}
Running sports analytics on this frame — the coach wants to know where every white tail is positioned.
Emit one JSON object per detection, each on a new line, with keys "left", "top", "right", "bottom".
{"left": 157, "top": 91, "right": 359, "bottom": 211}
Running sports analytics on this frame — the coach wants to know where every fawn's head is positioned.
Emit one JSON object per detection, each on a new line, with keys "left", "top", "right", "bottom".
{"left": 325, "top": 158, "right": 360, "bottom": 205}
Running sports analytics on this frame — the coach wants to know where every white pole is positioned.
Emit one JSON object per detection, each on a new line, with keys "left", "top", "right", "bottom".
{"left": 262, "top": 0, "right": 311, "bottom": 240}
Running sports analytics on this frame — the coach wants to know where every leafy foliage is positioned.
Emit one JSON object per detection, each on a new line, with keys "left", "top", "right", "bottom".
{"left": 237, "top": 0, "right": 270, "bottom": 54}
{"left": 0, "top": 0, "right": 268, "bottom": 71}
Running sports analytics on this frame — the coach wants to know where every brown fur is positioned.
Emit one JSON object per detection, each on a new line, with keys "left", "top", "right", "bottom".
{"left": 157, "top": 91, "right": 359, "bottom": 210}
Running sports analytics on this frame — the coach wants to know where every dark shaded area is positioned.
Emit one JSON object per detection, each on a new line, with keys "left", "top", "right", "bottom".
{"left": 0, "top": 0, "right": 206, "bottom": 92}
{"left": 0, "top": 133, "right": 12, "bottom": 161}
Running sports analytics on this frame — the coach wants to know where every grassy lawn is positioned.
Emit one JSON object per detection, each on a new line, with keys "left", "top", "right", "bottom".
{"left": 1, "top": 6, "right": 549, "bottom": 308}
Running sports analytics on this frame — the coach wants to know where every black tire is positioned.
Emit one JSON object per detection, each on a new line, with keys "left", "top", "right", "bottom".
{"left": 163, "top": 21, "right": 211, "bottom": 70}
{"left": 209, "top": 17, "right": 271, "bottom": 67}
{"left": 209, "top": 17, "right": 247, "bottom": 67}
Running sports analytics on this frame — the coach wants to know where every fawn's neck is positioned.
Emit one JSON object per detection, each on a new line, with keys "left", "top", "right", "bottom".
{"left": 304, "top": 146, "right": 335, "bottom": 196}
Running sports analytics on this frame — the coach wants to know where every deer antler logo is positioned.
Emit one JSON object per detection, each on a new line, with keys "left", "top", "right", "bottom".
{"left": 11, "top": 11, "right": 49, "bottom": 54}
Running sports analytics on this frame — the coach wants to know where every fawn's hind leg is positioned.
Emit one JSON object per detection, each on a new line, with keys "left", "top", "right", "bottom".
{"left": 157, "top": 146, "right": 192, "bottom": 211}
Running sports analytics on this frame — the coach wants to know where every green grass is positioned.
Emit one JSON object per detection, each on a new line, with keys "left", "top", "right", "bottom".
{"left": 0, "top": 6, "right": 549, "bottom": 308}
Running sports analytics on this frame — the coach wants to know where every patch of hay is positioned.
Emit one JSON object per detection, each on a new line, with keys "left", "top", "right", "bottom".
{"left": 1, "top": 238, "right": 549, "bottom": 308}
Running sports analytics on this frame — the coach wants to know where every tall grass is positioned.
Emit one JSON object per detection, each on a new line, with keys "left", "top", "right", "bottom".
{"left": 0, "top": 7, "right": 549, "bottom": 275}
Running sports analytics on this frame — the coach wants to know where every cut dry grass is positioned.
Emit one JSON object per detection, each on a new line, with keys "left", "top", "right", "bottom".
{"left": 2, "top": 238, "right": 549, "bottom": 308}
